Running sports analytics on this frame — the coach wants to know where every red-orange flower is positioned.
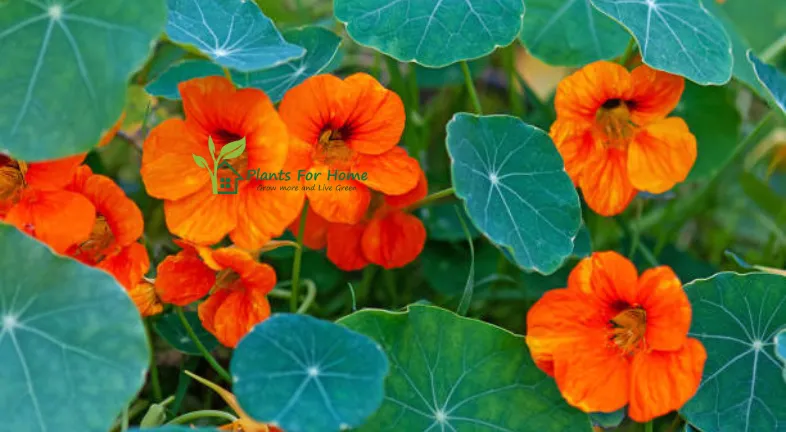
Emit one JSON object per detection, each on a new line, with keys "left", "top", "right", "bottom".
{"left": 128, "top": 282, "right": 164, "bottom": 317}
{"left": 550, "top": 61, "right": 697, "bottom": 216}
{"left": 278, "top": 73, "right": 420, "bottom": 224}
{"left": 154, "top": 240, "right": 216, "bottom": 306}
{"left": 66, "top": 166, "right": 149, "bottom": 290}
{"left": 526, "top": 251, "right": 706, "bottom": 422}
{"left": 141, "top": 76, "right": 303, "bottom": 249}
{"left": 0, "top": 154, "right": 95, "bottom": 253}
{"left": 292, "top": 172, "right": 428, "bottom": 271}
{"left": 197, "top": 247, "right": 277, "bottom": 348}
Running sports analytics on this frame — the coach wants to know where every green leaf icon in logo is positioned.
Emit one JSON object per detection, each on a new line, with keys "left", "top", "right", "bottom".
{"left": 192, "top": 154, "right": 209, "bottom": 170}
{"left": 218, "top": 137, "right": 246, "bottom": 161}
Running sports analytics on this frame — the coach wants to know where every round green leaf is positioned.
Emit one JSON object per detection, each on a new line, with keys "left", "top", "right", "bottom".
{"left": 339, "top": 304, "right": 590, "bottom": 431}
{"left": 682, "top": 272, "right": 786, "bottom": 432}
{"left": 131, "top": 427, "right": 219, "bottom": 432}
{"left": 232, "top": 26, "right": 342, "bottom": 102}
{"left": 775, "top": 329, "right": 786, "bottom": 382}
{"left": 749, "top": 51, "right": 786, "bottom": 115}
{"left": 590, "top": 0, "right": 733, "bottom": 85}
{"left": 144, "top": 60, "right": 224, "bottom": 99}
{"left": 520, "top": 0, "right": 629, "bottom": 66}
{"left": 0, "top": 0, "right": 166, "bottom": 161}
{"left": 334, "top": 0, "right": 524, "bottom": 67}
{"left": 231, "top": 314, "right": 389, "bottom": 432}
{"left": 446, "top": 113, "right": 582, "bottom": 275}
{"left": 165, "top": 0, "right": 304, "bottom": 72}
{"left": 153, "top": 310, "right": 219, "bottom": 355}
{"left": 0, "top": 225, "right": 149, "bottom": 432}
{"left": 673, "top": 82, "right": 741, "bottom": 181}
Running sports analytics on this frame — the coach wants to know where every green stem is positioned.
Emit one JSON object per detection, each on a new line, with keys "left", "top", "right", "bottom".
{"left": 121, "top": 406, "right": 129, "bottom": 432}
{"left": 761, "top": 34, "right": 786, "bottom": 63}
{"left": 644, "top": 420, "right": 654, "bottom": 432}
{"left": 503, "top": 44, "right": 525, "bottom": 118}
{"left": 165, "top": 410, "right": 237, "bottom": 425}
{"left": 290, "top": 202, "right": 309, "bottom": 312}
{"left": 406, "top": 187, "right": 455, "bottom": 212}
{"left": 461, "top": 61, "right": 483, "bottom": 114}
{"left": 175, "top": 307, "right": 231, "bottom": 383}
{"left": 628, "top": 200, "right": 643, "bottom": 259}
{"left": 384, "top": 270, "right": 398, "bottom": 309}
{"left": 356, "top": 265, "right": 377, "bottom": 308}
{"left": 619, "top": 37, "right": 638, "bottom": 66}
{"left": 144, "top": 320, "right": 162, "bottom": 402}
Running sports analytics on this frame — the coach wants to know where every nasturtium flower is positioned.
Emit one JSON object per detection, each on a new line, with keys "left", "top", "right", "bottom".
{"left": 154, "top": 240, "right": 217, "bottom": 306}
{"left": 526, "top": 251, "right": 706, "bottom": 422}
{"left": 141, "top": 76, "right": 304, "bottom": 249}
{"left": 66, "top": 166, "right": 149, "bottom": 290}
{"left": 292, "top": 172, "right": 428, "bottom": 270}
{"left": 0, "top": 154, "right": 95, "bottom": 253}
{"left": 278, "top": 73, "right": 420, "bottom": 224}
{"left": 550, "top": 61, "right": 697, "bottom": 216}
{"left": 197, "top": 247, "right": 277, "bottom": 348}
{"left": 128, "top": 281, "right": 163, "bottom": 317}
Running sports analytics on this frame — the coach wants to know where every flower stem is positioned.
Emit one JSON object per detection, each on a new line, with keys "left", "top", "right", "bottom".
{"left": 461, "top": 61, "right": 483, "bottom": 114}
{"left": 291, "top": 202, "right": 309, "bottom": 312}
{"left": 222, "top": 67, "right": 234, "bottom": 85}
{"left": 165, "top": 410, "right": 238, "bottom": 425}
{"left": 645, "top": 420, "right": 654, "bottom": 432}
{"left": 619, "top": 37, "right": 638, "bottom": 67}
{"left": 144, "top": 319, "right": 163, "bottom": 402}
{"left": 406, "top": 187, "right": 455, "bottom": 212}
{"left": 175, "top": 306, "right": 231, "bottom": 383}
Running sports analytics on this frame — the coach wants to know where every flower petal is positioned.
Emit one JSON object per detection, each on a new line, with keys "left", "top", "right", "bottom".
{"left": 549, "top": 119, "right": 594, "bottom": 184}
{"left": 212, "top": 290, "right": 271, "bottom": 348}
{"left": 155, "top": 250, "right": 216, "bottom": 306}
{"left": 354, "top": 147, "right": 421, "bottom": 195}
{"left": 580, "top": 147, "right": 636, "bottom": 216}
{"left": 361, "top": 211, "right": 425, "bottom": 269}
{"left": 636, "top": 267, "right": 691, "bottom": 351}
{"left": 232, "top": 179, "right": 305, "bottom": 250}
{"left": 568, "top": 251, "right": 640, "bottom": 311}
{"left": 327, "top": 223, "right": 369, "bottom": 271}
{"left": 305, "top": 165, "right": 370, "bottom": 224}
{"left": 628, "top": 117, "right": 697, "bottom": 194}
{"left": 25, "top": 154, "right": 86, "bottom": 190}
{"left": 98, "top": 242, "right": 150, "bottom": 290}
{"left": 288, "top": 204, "right": 330, "bottom": 250}
{"left": 164, "top": 187, "right": 239, "bottom": 245}
{"left": 628, "top": 338, "right": 706, "bottom": 422}
{"left": 6, "top": 189, "right": 95, "bottom": 254}
{"left": 338, "top": 73, "right": 405, "bottom": 155}
{"left": 198, "top": 289, "right": 231, "bottom": 335}
{"left": 629, "top": 65, "right": 685, "bottom": 125}
{"left": 209, "top": 248, "right": 277, "bottom": 294}
{"left": 384, "top": 170, "right": 428, "bottom": 210}
{"left": 278, "top": 74, "right": 345, "bottom": 145}
{"left": 554, "top": 61, "right": 632, "bottom": 122}
{"left": 127, "top": 282, "right": 163, "bottom": 317}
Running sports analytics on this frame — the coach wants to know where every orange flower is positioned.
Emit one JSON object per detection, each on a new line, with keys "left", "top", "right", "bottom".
{"left": 141, "top": 76, "right": 303, "bottom": 249}
{"left": 154, "top": 240, "right": 216, "bottom": 306}
{"left": 0, "top": 154, "right": 95, "bottom": 253}
{"left": 292, "top": 172, "right": 428, "bottom": 271}
{"left": 550, "top": 61, "right": 697, "bottom": 216}
{"left": 128, "top": 281, "right": 164, "bottom": 317}
{"left": 526, "top": 251, "right": 706, "bottom": 422}
{"left": 197, "top": 247, "right": 277, "bottom": 348}
{"left": 278, "top": 73, "right": 420, "bottom": 224}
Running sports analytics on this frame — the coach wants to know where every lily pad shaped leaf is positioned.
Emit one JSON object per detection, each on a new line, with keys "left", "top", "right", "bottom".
{"left": 232, "top": 26, "right": 343, "bottom": 102}
{"left": 231, "top": 314, "right": 389, "bottom": 432}
{"left": 590, "top": 0, "right": 733, "bottom": 85}
{"left": 749, "top": 51, "right": 786, "bottom": 115}
{"left": 334, "top": 0, "right": 524, "bottom": 67}
{"left": 339, "top": 304, "right": 590, "bottom": 431}
{"left": 681, "top": 272, "right": 786, "bottom": 432}
{"left": 153, "top": 310, "right": 219, "bottom": 356}
{"left": 446, "top": 114, "right": 582, "bottom": 275}
{"left": 0, "top": 0, "right": 166, "bottom": 161}
{"left": 165, "top": 0, "right": 304, "bottom": 72}
{"left": 521, "top": 0, "right": 629, "bottom": 66}
{"left": 0, "top": 224, "right": 149, "bottom": 432}
{"left": 144, "top": 60, "right": 224, "bottom": 100}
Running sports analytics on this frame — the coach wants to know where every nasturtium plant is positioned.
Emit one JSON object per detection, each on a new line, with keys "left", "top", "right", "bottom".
{"left": 333, "top": 0, "right": 524, "bottom": 67}
{"left": 0, "top": 0, "right": 166, "bottom": 160}
{"left": 682, "top": 272, "right": 786, "bottom": 432}
{"left": 164, "top": 0, "right": 304, "bottom": 71}
{"left": 446, "top": 114, "right": 582, "bottom": 275}
{"left": 0, "top": 225, "right": 149, "bottom": 432}
{"left": 749, "top": 52, "right": 786, "bottom": 114}
{"left": 339, "top": 304, "right": 590, "bottom": 431}
{"left": 520, "top": 0, "right": 630, "bottom": 66}
{"left": 231, "top": 314, "right": 389, "bottom": 432}
{"left": 590, "top": 0, "right": 733, "bottom": 85}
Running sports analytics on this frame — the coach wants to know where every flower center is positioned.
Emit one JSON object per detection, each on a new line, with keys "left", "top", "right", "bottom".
{"left": 315, "top": 129, "right": 355, "bottom": 169}
{"left": 609, "top": 306, "right": 646, "bottom": 355}
{"left": 0, "top": 156, "right": 27, "bottom": 204}
{"left": 73, "top": 215, "right": 116, "bottom": 263}
{"left": 214, "top": 268, "right": 242, "bottom": 292}
{"left": 594, "top": 99, "right": 637, "bottom": 150}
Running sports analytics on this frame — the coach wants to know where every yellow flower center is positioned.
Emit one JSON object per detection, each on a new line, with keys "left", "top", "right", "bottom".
{"left": 315, "top": 129, "right": 355, "bottom": 169}
{"left": 609, "top": 306, "right": 647, "bottom": 355}
{"left": 594, "top": 99, "right": 637, "bottom": 150}
{"left": 73, "top": 215, "right": 116, "bottom": 263}
{"left": 0, "top": 157, "right": 27, "bottom": 204}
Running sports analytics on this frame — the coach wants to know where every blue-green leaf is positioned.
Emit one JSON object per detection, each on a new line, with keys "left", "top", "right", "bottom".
{"left": 775, "top": 329, "right": 786, "bottom": 382}
{"left": 334, "top": 0, "right": 524, "bottom": 67}
{"left": 520, "top": 0, "right": 629, "bottom": 66}
{"left": 0, "top": 225, "right": 149, "bottom": 432}
{"left": 144, "top": 60, "right": 224, "bottom": 100}
{"left": 446, "top": 114, "right": 582, "bottom": 275}
{"left": 0, "top": 0, "right": 166, "bottom": 161}
{"left": 339, "top": 304, "right": 590, "bottom": 431}
{"left": 231, "top": 314, "right": 389, "bottom": 432}
{"left": 165, "top": 0, "right": 304, "bottom": 72}
{"left": 682, "top": 272, "right": 786, "bottom": 432}
{"left": 590, "top": 0, "right": 733, "bottom": 85}
{"left": 131, "top": 427, "right": 219, "bottom": 432}
{"left": 153, "top": 311, "right": 219, "bottom": 356}
{"left": 749, "top": 52, "right": 786, "bottom": 115}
